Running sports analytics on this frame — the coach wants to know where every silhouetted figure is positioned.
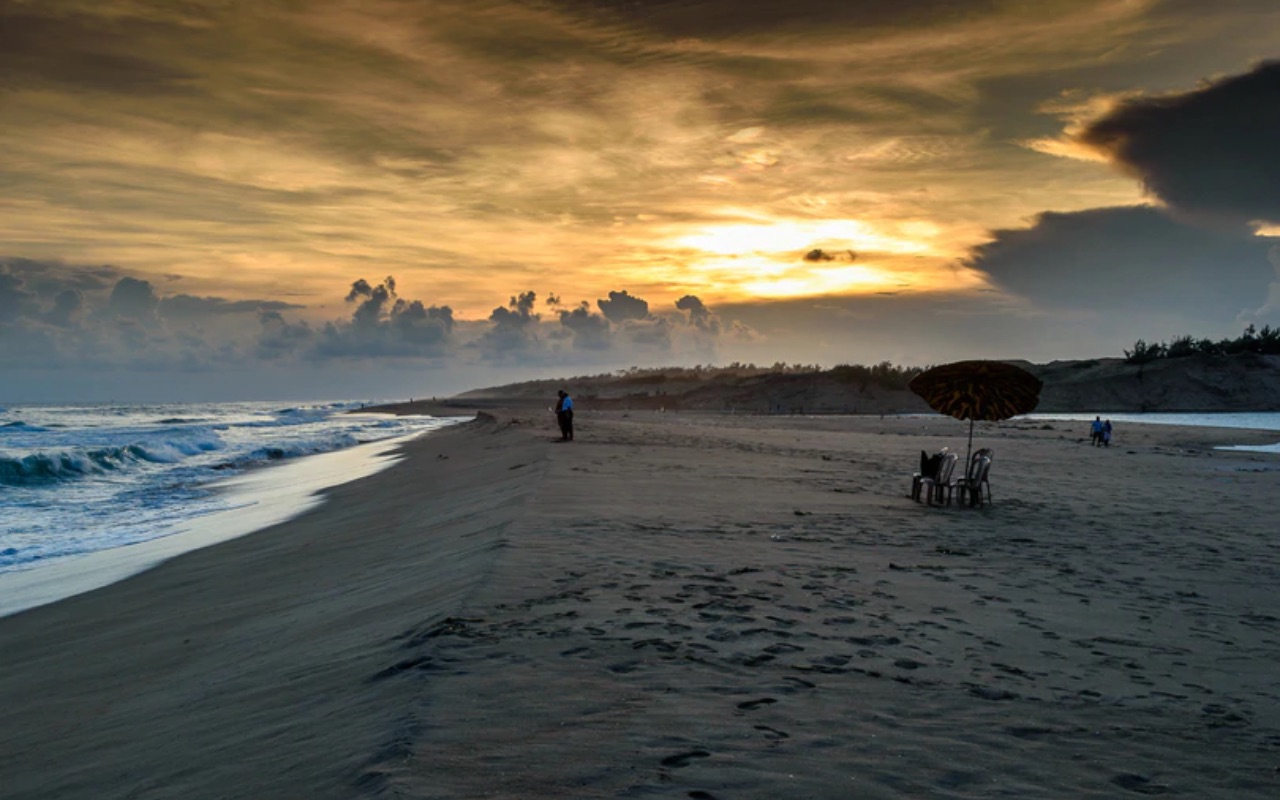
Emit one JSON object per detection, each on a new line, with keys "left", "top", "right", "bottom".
{"left": 1102, "top": 419, "right": 1113, "bottom": 447}
{"left": 556, "top": 389, "right": 574, "bottom": 441}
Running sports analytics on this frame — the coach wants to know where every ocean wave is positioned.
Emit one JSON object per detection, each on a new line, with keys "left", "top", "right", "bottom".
{"left": 0, "top": 546, "right": 26, "bottom": 568}
{"left": 1, "top": 449, "right": 123, "bottom": 485}
{"left": 0, "top": 435, "right": 225, "bottom": 486}
{"left": 1, "top": 422, "right": 47, "bottom": 432}
{"left": 250, "top": 430, "right": 360, "bottom": 461}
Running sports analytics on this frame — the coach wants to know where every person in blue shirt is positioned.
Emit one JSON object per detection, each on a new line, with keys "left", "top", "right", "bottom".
{"left": 556, "top": 389, "right": 575, "bottom": 441}
{"left": 1090, "top": 416, "right": 1103, "bottom": 447}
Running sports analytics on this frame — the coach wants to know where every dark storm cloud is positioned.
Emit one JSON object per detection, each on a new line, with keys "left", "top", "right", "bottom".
{"left": 1077, "top": 61, "right": 1280, "bottom": 225}
{"left": 966, "top": 206, "right": 1275, "bottom": 319}
{"left": 596, "top": 289, "right": 650, "bottom": 323}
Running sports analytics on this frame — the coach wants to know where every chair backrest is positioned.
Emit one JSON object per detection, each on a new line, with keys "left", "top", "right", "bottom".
{"left": 970, "top": 455, "right": 992, "bottom": 486}
{"left": 966, "top": 448, "right": 994, "bottom": 482}
{"left": 935, "top": 452, "right": 959, "bottom": 483}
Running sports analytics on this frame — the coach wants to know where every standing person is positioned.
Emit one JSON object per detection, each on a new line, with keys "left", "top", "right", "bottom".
{"left": 1102, "top": 419, "right": 1113, "bottom": 448}
{"left": 1090, "top": 416, "right": 1103, "bottom": 447}
{"left": 556, "top": 389, "right": 574, "bottom": 441}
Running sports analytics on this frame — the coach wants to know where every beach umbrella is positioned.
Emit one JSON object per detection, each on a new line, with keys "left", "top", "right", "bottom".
{"left": 908, "top": 360, "right": 1043, "bottom": 467}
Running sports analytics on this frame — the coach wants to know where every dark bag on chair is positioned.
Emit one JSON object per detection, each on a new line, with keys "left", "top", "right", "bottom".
{"left": 920, "top": 450, "right": 942, "bottom": 479}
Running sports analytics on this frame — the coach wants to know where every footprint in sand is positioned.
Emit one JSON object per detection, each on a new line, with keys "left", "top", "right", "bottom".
{"left": 782, "top": 676, "right": 815, "bottom": 690}
{"left": 660, "top": 750, "right": 711, "bottom": 768}
{"left": 1111, "top": 773, "right": 1171, "bottom": 794}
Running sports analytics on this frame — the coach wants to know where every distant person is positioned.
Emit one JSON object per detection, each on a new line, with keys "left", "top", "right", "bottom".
{"left": 1102, "top": 419, "right": 1113, "bottom": 448}
{"left": 1090, "top": 416, "right": 1103, "bottom": 447}
{"left": 556, "top": 389, "right": 574, "bottom": 441}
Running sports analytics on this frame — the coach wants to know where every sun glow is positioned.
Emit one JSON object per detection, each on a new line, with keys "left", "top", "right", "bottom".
{"left": 673, "top": 217, "right": 933, "bottom": 258}
{"left": 738, "top": 265, "right": 899, "bottom": 298}
{"left": 657, "top": 214, "right": 944, "bottom": 300}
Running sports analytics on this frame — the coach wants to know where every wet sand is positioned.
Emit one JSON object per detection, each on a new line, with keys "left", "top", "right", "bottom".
{"left": 2, "top": 411, "right": 1278, "bottom": 798}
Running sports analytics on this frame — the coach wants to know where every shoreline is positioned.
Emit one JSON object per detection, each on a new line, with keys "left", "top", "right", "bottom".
{"left": 0, "top": 414, "right": 543, "bottom": 799}
{"left": 0, "top": 428, "right": 446, "bottom": 618}
{"left": 2, "top": 411, "right": 1278, "bottom": 797}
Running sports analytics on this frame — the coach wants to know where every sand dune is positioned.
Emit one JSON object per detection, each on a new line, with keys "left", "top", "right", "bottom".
{"left": 424, "top": 352, "right": 1280, "bottom": 415}
{"left": 1, "top": 411, "right": 1278, "bottom": 798}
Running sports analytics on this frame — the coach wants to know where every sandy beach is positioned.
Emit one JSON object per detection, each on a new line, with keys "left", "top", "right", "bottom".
{"left": 2, "top": 411, "right": 1278, "bottom": 798}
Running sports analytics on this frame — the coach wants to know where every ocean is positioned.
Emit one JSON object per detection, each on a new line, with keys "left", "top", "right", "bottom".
{"left": 0, "top": 401, "right": 462, "bottom": 616}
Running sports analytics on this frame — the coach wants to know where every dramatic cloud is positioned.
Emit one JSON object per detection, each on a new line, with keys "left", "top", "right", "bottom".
{"left": 477, "top": 290, "right": 544, "bottom": 361}
{"left": 315, "top": 276, "right": 454, "bottom": 358}
{"left": 596, "top": 290, "right": 650, "bottom": 323}
{"left": 676, "top": 295, "right": 720, "bottom": 334}
{"left": 44, "top": 290, "right": 85, "bottom": 328}
{"left": 491, "top": 291, "right": 539, "bottom": 327}
{"left": 966, "top": 206, "right": 1275, "bottom": 320}
{"left": 6, "top": 2, "right": 1280, "bottom": 400}
{"left": 105, "top": 277, "right": 161, "bottom": 324}
{"left": 531, "top": 288, "right": 754, "bottom": 359}
{"left": 558, "top": 302, "right": 612, "bottom": 351}
{"left": 1076, "top": 61, "right": 1280, "bottom": 225}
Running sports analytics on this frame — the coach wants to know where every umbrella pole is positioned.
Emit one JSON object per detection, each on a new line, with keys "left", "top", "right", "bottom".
{"left": 966, "top": 418, "right": 974, "bottom": 472}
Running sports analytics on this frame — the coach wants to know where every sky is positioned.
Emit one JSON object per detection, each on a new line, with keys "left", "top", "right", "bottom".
{"left": 2, "top": 0, "right": 1279, "bottom": 402}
